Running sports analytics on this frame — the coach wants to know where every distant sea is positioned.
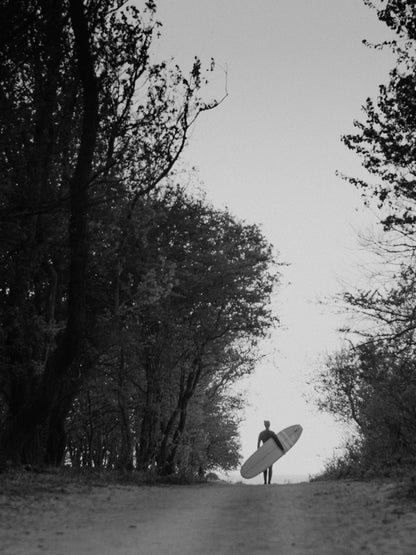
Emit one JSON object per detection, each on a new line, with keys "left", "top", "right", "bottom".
{"left": 220, "top": 470, "right": 311, "bottom": 484}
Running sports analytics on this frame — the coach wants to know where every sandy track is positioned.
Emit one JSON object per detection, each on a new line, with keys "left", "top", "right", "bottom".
{"left": 1, "top": 480, "right": 416, "bottom": 554}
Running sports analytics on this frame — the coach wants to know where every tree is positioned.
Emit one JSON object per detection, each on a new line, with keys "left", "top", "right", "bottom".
{"left": 0, "top": 0, "right": 220, "bottom": 467}
{"left": 314, "top": 340, "right": 416, "bottom": 473}
{"left": 0, "top": 0, "right": 99, "bottom": 466}
{"left": 131, "top": 186, "right": 278, "bottom": 473}
{"left": 172, "top": 389, "right": 243, "bottom": 477}
{"left": 314, "top": 0, "right": 416, "bottom": 476}
{"left": 342, "top": 1, "right": 416, "bottom": 231}
{"left": 64, "top": 184, "right": 279, "bottom": 474}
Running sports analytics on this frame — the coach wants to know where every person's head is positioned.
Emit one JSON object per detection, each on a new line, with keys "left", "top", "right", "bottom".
{"left": 264, "top": 420, "right": 270, "bottom": 429}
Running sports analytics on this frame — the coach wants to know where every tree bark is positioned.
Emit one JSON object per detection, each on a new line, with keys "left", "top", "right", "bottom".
{"left": 158, "top": 358, "right": 203, "bottom": 474}
{"left": 116, "top": 349, "right": 134, "bottom": 471}
{"left": 0, "top": 0, "right": 98, "bottom": 467}
{"left": 137, "top": 360, "right": 161, "bottom": 471}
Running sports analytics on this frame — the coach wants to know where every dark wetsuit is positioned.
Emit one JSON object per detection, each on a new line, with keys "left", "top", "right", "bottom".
{"left": 258, "top": 429, "right": 284, "bottom": 451}
{"left": 257, "top": 428, "right": 284, "bottom": 484}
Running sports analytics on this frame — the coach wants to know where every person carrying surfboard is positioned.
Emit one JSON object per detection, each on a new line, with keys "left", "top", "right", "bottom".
{"left": 257, "top": 421, "right": 285, "bottom": 484}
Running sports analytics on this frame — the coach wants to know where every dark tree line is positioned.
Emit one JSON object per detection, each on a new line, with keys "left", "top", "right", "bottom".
{"left": 0, "top": 0, "right": 280, "bottom": 475}
{"left": 65, "top": 185, "right": 278, "bottom": 475}
{"left": 314, "top": 0, "right": 416, "bottom": 477}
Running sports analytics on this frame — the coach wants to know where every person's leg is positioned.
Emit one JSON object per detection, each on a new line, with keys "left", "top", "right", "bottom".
{"left": 263, "top": 469, "right": 267, "bottom": 484}
{"left": 268, "top": 465, "right": 273, "bottom": 484}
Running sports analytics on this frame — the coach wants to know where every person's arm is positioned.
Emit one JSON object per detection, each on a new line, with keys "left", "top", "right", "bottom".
{"left": 271, "top": 431, "right": 284, "bottom": 451}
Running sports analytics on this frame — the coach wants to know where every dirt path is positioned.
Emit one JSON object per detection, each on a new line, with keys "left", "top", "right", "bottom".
{"left": 1, "top": 480, "right": 416, "bottom": 554}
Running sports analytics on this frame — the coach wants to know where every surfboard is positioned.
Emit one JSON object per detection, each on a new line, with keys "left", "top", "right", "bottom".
{"left": 240, "top": 424, "right": 303, "bottom": 479}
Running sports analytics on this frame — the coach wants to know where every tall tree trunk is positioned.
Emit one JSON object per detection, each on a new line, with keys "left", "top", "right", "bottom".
{"left": 45, "top": 391, "right": 72, "bottom": 466}
{"left": 0, "top": 0, "right": 98, "bottom": 467}
{"left": 137, "top": 361, "right": 161, "bottom": 471}
{"left": 1, "top": 0, "right": 64, "bottom": 467}
{"left": 159, "top": 359, "right": 203, "bottom": 475}
{"left": 116, "top": 349, "right": 133, "bottom": 471}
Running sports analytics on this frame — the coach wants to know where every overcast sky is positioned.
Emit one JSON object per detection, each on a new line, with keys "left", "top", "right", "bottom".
{"left": 150, "top": 0, "right": 395, "bottom": 481}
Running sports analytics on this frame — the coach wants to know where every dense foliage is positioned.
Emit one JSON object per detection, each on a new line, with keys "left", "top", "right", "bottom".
{"left": 0, "top": 0, "right": 279, "bottom": 476}
{"left": 315, "top": 0, "right": 416, "bottom": 478}
{"left": 66, "top": 185, "right": 278, "bottom": 475}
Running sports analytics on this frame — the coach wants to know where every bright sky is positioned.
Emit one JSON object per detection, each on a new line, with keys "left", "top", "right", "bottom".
{"left": 152, "top": 0, "right": 395, "bottom": 481}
